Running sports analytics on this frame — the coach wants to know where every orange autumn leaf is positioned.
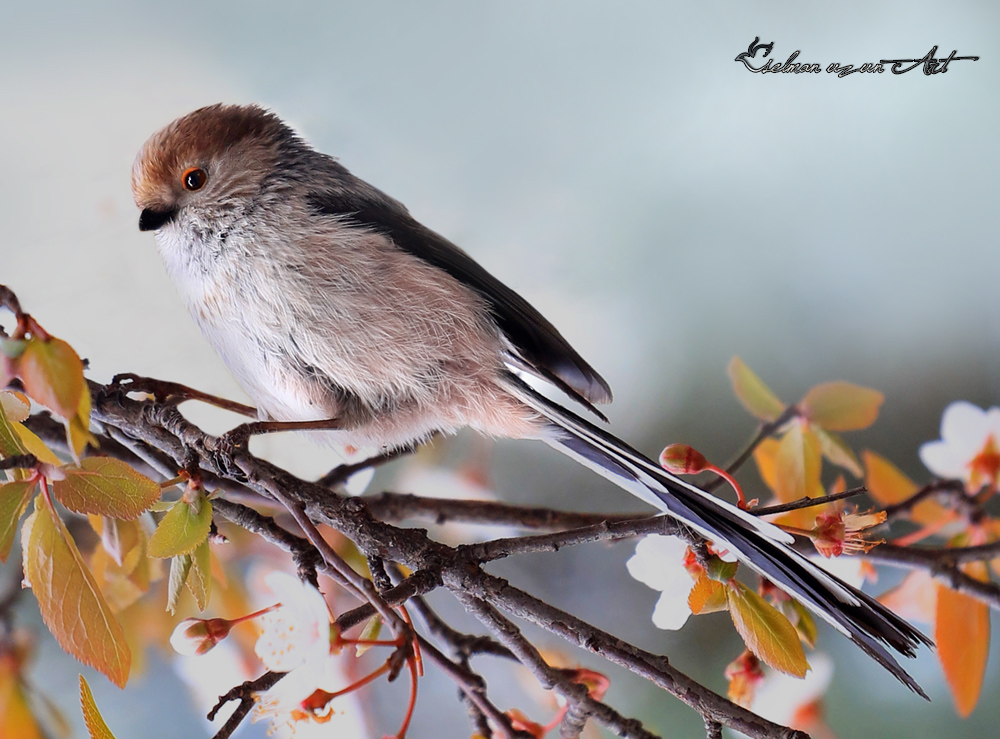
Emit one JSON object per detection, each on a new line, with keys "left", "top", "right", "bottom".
{"left": 800, "top": 382, "right": 883, "bottom": 431}
{"left": 18, "top": 337, "right": 85, "bottom": 421}
{"left": 80, "top": 675, "right": 119, "bottom": 739}
{"left": 863, "top": 450, "right": 950, "bottom": 527}
{"left": 775, "top": 423, "right": 822, "bottom": 505}
{"left": 688, "top": 574, "right": 728, "bottom": 615}
{"left": 935, "top": 563, "right": 990, "bottom": 717}
{"left": 753, "top": 437, "right": 781, "bottom": 493}
{"left": 0, "top": 653, "right": 45, "bottom": 739}
{"left": 22, "top": 499, "right": 131, "bottom": 687}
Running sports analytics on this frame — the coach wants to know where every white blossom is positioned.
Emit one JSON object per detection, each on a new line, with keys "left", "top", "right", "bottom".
{"left": 919, "top": 401, "right": 1000, "bottom": 487}
{"left": 626, "top": 535, "right": 695, "bottom": 630}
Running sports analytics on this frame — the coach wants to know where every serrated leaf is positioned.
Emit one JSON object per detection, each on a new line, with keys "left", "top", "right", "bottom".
{"left": 167, "top": 554, "right": 193, "bottom": 614}
{"left": 728, "top": 357, "right": 785, "bottom": 421}
{"left": 79, "top": 675, "right": 118, "bottom": 739}
{"left": 775, "top": 423, "right": 822, "bottom": 504}
{"left": 53, "top": 458, "right": 160, "bottom": 520}
{"left": 727, "top": 581, "right": 809, "bottom": 677}
{"left": 814, "top": 427, "right": 862, "bottom": 477}
{"left": 936, "top": 564, "right": 990, "bottom": 717}
{"left": 186, "top": 538, "right": 211, "bottom": 611}
{"left": 864, "top": 450, "right": 947, "bottom": 527}
{"left": 688, "top": 575, "right": 728, "bottom": 615}
{"left": 18, "top": 338, "right": 85, "bottom": 421}
{"left": 0, "top": 480, "right": 37, "bottom": 561}
{"left": 801, "top": 382, "right": 883, "bottom": 431}
{"left": 0, "top": 659, "right": 45, "bottom": 739}
{"left": 22, "top": 500, "right": 130, "bottom": 687}
{"left": 0, "top": 391, "right": 30, "bottom": 423}
{"left": 148, "top": 495, "right": 212, "bottom": 558}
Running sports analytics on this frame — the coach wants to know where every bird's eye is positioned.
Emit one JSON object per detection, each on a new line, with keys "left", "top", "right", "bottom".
{"left": 182, "top": 167, "right": 208, "bottom": 192}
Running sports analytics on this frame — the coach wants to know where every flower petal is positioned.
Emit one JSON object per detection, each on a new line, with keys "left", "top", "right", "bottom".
{"left": 626, "top": 535, "right": 691, "bottom": 591}
{"left": 651, "top": 590, "right": 693, "bottom": 630}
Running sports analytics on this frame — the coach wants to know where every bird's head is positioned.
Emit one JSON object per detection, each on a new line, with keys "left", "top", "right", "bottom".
{"left": 132, "top": 104, "right": 299, "bottom": 233}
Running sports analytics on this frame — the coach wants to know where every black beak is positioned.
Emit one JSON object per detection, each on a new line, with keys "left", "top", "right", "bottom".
{"left": 138, "top": 207, "right": 177, "bottom": 231}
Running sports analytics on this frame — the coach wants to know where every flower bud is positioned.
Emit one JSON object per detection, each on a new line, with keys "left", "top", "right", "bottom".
{"left": 659, "top": 444, "right": 708, "bottom": 474}
{"left": 169, "top": 617, "right": 233, "bottom": 656}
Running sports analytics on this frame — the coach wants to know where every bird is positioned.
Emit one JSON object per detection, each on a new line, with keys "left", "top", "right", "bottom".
{"left": 132, "top": 103, "right": 930, "bottom": 694}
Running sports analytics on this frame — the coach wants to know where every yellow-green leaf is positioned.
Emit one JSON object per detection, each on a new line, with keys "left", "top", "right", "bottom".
{"left": 0, "top": 399, "right": 28, "bottom": 458}
{"left": 167, "top": 553, "right": 193, "bottom": 614}
{"left": 814, "top": 428, "right": 862, "bottom": 477}
{"left": 775, "top": 422, "right": 822, "bottom": 504}
{"left": 53, "top": 458, "right": 160, "bottom": 520}
{"left": 936, "top": 564, "right": 990, "bottom": 717}
{"left": 727, "top": 581, "right": 809, "bottom": 677}
{"left": 22, "top": 500, "right": 130, "bottom": 687}
{"left": 18, "top": 338, "right": 85, "bottom": 421}
{"left": 147, "top": 494, "right": 212, "bottom": 558}
{"left": 68, "top": 388, "right": 97, "bottom": 462}
{"left": 728, "top": 357, "right": 785, "bottom": 421}
{"left": 801, "top": 382, "right": 883, "bottom": 432}
{"left": 13, "top": 424, "right": 62, "bottom": 466}
{"left": 356, "top": 615, "right": 383, "bottom": 657}
{"left": 864, "top": 450, "right": 947, "bottom": 527}
{"left": 0, "top": 480, "right": 37, "bottom": 562}
{"left": 186, "top": 538, "right": 211, "bottom": 611}
{"left": 688, "top": 574, "right": 728, "bottom": 615}
{"left": 80, "top": 675, "right": 118, "bottom": 739}
{"left": 782, "top": 599, "right": 818, "bottom": 648}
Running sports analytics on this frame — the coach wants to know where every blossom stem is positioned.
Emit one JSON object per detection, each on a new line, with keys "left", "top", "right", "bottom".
{"left": 706, "top": 464, "right": 749, "bottom": 509}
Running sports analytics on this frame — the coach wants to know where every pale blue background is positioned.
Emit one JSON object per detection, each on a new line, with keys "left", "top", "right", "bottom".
{"left": 1, "top": 1, "right": 998, "bottom": 737}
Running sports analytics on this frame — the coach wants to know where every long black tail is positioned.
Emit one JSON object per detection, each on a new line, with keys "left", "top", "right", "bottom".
{"left": 504, "top": 375, "right": 931, "bottom": 696}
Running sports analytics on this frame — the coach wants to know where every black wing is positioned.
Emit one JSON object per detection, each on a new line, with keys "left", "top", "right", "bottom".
{"left": 304, "top": 166, "right": 613, "bottom": 414}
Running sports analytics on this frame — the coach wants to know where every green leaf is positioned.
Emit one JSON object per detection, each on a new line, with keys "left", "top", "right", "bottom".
{"left": 185, "top": 538, "right": 211, "bottom": 611}
{"left": 18, "top": 338, "right": 85, "bottom": 421}
{"left": 355, "top": 615, "right": 383, "bottom": 657}
{"left": 167, "top": 553, "right": 193, "bottom": 614}
{"left": 814, "top": 427, "right": 862, "bottom": 477}
{"left": 0, "top": 480, "right": 37, "bottom": 562}
{"left": 147, "top": 494, "right": 213, "bottom": 558}
{"left": 706, "top": 557, "right": 738, "bottom": 583}
{"left": 53, "top": 458, "right": 160, "bottom": 520}
{"left": 728, "top": 357, "right": 785, "bottom": 422}
{"left": 79, "top": 675, "right": 118, "bottom": 739}
{"left": 800, "top": 382, "right": 883, "bottom": 431}
{"left": 727, "top": 581, "right": 809, "bottom": 677}
{"left": 22, "top": 499, "right": 130, "bottom": 687}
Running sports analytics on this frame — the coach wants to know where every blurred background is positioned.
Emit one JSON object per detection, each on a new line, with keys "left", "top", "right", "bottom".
{"left": 1, "top": 0, "right": 998, "bottom": 736}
